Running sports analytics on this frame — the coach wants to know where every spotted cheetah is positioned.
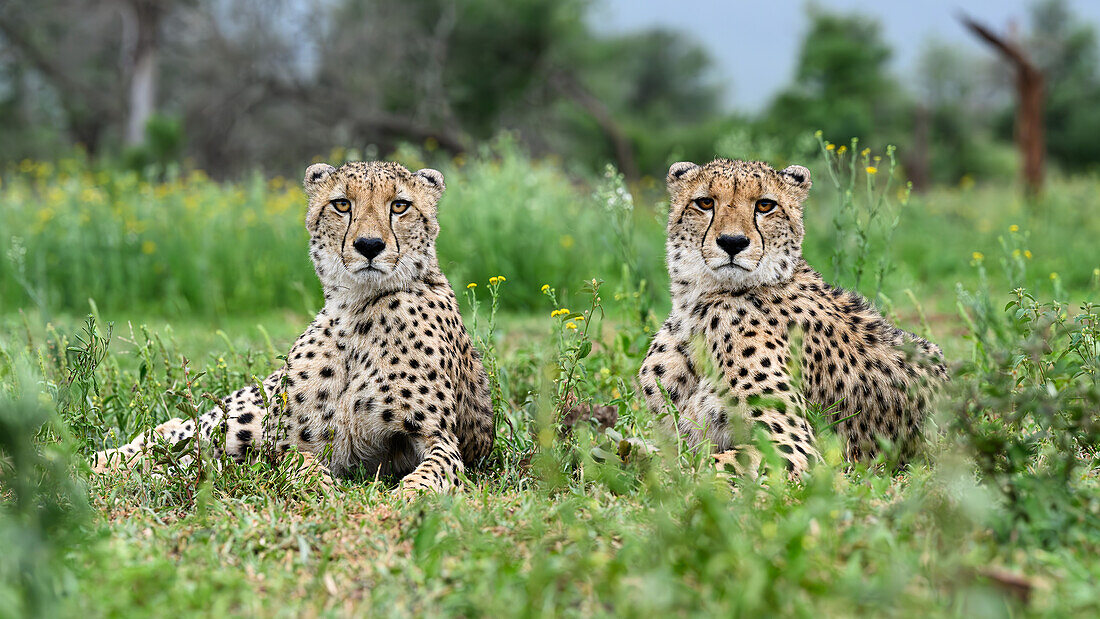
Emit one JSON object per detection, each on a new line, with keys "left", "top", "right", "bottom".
{"left": 93, "top": 161, "right": 495, "bottom": 494}
{"left": 638, "top": 159, "right": 947, "bottom": 475}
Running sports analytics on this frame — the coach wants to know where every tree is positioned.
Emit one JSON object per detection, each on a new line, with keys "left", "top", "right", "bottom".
{"left": 0, "top": 0, "right": 728, "bottom": 178}
{"left": 961, "top": 13, "right": 1045, "bottom": 195}
{"left": 1028, "top": 0, "right": 1100, "bottom": 171}
{"left": 912, "top": 40, "right": 1010, "bottom": 185}
{"left": 0, "top": 0, "right": 125, "bottom": 152}
{"left": 762, "top": 8, "right": 907, "bottom": 150}
{"left": 121, "top": 0, "right": 173, "bottom": 145}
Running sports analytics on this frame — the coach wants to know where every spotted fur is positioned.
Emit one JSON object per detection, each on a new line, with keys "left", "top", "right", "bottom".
{"left": 93, "top": 161, "right": 494, "bottom": 494}
{"left": 639, "top": 158, "right": 947, "bottom": 475}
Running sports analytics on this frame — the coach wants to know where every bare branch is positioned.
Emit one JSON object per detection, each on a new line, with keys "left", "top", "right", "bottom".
{"left": 549, "top": 70, "right": 639, "bottom": 181}
{"left": 0, "top": 15, "right": 119, "bottom": 116}
{"left": 959, "top": 13, "right": 1045, "bottom": 196}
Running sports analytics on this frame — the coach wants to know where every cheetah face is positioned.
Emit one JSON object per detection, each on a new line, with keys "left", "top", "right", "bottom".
{"left": 302, "top": 161, "right": 445, "bottom": 293}
{"left": 664, "top": 158, "right": 811, "bottom": 291}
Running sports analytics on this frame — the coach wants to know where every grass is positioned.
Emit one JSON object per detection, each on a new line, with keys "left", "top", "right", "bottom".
{"left": 2, "top": 143, "right": 1100, "bottom": 616}
{"left": 3, "top": 139, "right": 1099, "bottom": 318}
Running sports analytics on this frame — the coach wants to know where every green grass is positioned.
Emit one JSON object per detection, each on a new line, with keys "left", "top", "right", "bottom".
{"left": 3, "top": 141, "right": 1098, "bottom": 319}
{"left": 2, "top": 146, "right": 1100, "bottom": 616}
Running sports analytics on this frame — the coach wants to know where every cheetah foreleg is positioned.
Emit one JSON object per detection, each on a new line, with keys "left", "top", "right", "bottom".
{"left": 91, "top": 417, "right": 199, "bottom": 474}
{"left": 396, "top": 433, "right": 464, "bottom": 496}
{"left": 685, "top": 383, "right": 819, "bottom": 478}
{"left": 283, "top": 449, "right": 337, "bottom": 494}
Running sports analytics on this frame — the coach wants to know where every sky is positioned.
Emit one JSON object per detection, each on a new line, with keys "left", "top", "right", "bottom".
{"left": 591, "top": 0, "right": 1100, "bottom": 111}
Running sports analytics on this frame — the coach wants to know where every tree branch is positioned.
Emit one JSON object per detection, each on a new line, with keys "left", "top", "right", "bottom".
{"left": 549, "top": 70, "right": 639, "bottom": 181}
{"left": 0, "top": 16, "right": 120, "bottom": 116}
{"left": 959, "top": 13, "right": 1045, "bottom": 196}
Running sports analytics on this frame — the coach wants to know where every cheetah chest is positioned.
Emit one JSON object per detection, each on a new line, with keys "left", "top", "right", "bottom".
{"left": 690, "top": 294, "right": 796, "bottom": 395}
{"left": 274, "top": 292, "right": 460, "bottom": 476}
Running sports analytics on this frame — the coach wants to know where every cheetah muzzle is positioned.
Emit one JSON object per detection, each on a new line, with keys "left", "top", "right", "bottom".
{"left": 639, "top": 158, "right": 947, "bottom": 476}
{"left": 92, "top": 161, "right": 495, "bottom": 495}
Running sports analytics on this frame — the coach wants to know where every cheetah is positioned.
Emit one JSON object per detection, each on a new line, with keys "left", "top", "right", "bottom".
{"left": 638, "top": 158, "right": 947, "bottom": 476}
{"left": 92, "top": 161, "right": 495, "bottom": 494}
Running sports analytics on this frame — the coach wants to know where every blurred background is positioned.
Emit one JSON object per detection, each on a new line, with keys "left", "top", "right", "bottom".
{"left": 1, "top": 0, "right": 1098, "bottom": 330}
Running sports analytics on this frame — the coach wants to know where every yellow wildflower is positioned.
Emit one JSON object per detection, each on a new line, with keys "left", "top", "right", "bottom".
{"left": 489, "top": 277, "right": 499, "bottom": 285}
{"left": 1009, "top": 224, "right": 1019, "bottom": 233}
{"left": 826, "top": 143, "right": 835, "bottom": 151}
{"left": 866, "top": 166, "right": 878, "bottom": 175}
{"left": 1013, "top": 249, "right": 1021, "bottom": 258}
{"left": 566, "top": 322, "right": 577, "bottom": 330}
{"left": 1050, "top": 272, "right": 1059, "bottom": 280}
{"left": 972, "top": 252, "right": 984, "bottom": 261}
{"left": 837, "top": 145, "right": 847, "bottom": 154}
{"left": 541, "top": 284, "right": 550, "bottom": 293}
{"left": 861, "top": 148, "right": 871, "bottom": 157}
{"left": 497, "top": 275, "right": 506, "bottom": 282}
{"left": 467, "top": 283, "right": 477, "bottom": 289}
{"left": 1024, "top": 250, "right": 1033, "bottom": 260}
{"left": 575, "top": 316, "right": 585, "bottom": 322}
{"left": 142, "top": 241, "right": 157, "bottom": 255}
{"left": 559, "top": 308, "right": 570, "bottom": 316}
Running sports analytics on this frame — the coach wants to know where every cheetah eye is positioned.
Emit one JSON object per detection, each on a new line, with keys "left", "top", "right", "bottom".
{"left": 693, "top": 197, "right": 714, "bottom": 210}
{"left": 391, "top": 199, "right": 412, "bottom": 215}
{"left": 330, "top": 198, "right": 351, "bottom": 213}
{"left": 755, "top": 199, "right": 777, "bottom": 214}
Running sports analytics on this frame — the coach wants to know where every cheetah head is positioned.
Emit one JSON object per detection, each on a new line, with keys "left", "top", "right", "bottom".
{"left": 302, "top": 161, "right": 445, "bottom": 294}
{"left": 664, "top": 158, "right": 811, "bottom": 292}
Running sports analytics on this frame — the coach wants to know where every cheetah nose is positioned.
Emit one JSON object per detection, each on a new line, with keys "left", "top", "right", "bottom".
{"left": 716, "top": 234, "right": 750, "bottom": 257}
{"left": 353, "top": 237, "right": 386, "bottom": 260}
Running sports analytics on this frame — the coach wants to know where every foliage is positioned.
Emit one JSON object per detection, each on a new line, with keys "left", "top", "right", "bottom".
{"left": 7, "top": 0, "right": 1100, "bottom": 182}
{"left": 1029, "top": 0, "right": 1100, "bottom": 171}
{"left": 0, "top": 359, "right": 89, "bottom": 617}
{"left": 5, "top": 144, "right": 1100, "bottom": 322}
{"left": 815, "top": 134, "right": 908, "bottom": 300}
{"left": 762, "top": 8, "right": 907, "bottom": 154}
{"left": 952, "top": 234, "right": 1100, "bottom": 546}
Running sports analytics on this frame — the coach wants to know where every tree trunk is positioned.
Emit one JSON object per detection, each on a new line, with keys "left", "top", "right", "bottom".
{"left": 549, "top": 71, "right": 640, "bottom": 182}
{"left": 960, "top": 14, "right": 1045, "bottom": 196}
{"left": 1018, "top": 64, "right": 1044, "bottom": 196}
{"left": 123, "top": 0, "right": 163, "bottom": 146}
{"left": 908, "top": 104, "right": 931, "bottom": 191}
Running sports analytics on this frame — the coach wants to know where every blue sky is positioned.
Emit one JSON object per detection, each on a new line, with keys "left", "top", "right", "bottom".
{"left": 591, "top": 0, "right": 1100, "bottom": 111}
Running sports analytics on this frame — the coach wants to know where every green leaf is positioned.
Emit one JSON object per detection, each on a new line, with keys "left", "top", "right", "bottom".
{"left": 172, "top": 436, "right": 194, "bottom": 453}
{"left": 576, "top": 341, "right": 592, "bottom": 359}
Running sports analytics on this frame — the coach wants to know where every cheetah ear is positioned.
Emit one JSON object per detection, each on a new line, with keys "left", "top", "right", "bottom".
{"left": 414, "top": 168, "right": 445, "bottom": 200}
{"left": 780, "top": 165, "right": 812, "bottom": 200}
{"left": 303, "top": 163, "right": 336, "bottom": 196}
{"left": 666, "top": 161, "right": 701, "bottom": 195}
